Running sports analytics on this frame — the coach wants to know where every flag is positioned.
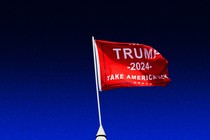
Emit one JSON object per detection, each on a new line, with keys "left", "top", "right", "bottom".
{"left": 93, "top": 39, "right": 171, "bottom": 91}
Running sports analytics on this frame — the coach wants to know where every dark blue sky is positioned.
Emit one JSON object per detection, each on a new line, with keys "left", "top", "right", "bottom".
{"left": 0, "top": 0, "right": 210, "bottom": 140}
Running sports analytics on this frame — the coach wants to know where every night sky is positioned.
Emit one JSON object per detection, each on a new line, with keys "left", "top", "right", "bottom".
{"left": 0, "top": 0, "right": 210, "bottom": 140}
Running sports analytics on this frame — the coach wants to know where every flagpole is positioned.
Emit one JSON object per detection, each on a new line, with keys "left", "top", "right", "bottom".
{"left": 92, "top": 36, "right": 106, "bottom": 140}
{"left": 92, "top": 36, "right": 102, "bottom": 126}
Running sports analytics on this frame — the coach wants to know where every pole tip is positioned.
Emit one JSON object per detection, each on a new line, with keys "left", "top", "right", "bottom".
{"left": 96, "top": 125, "right": 106, "bottom": 139}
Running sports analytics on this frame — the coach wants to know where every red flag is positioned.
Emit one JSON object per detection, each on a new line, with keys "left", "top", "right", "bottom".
{"left": 94, "top": 39, "right": 171, "bottom": 91}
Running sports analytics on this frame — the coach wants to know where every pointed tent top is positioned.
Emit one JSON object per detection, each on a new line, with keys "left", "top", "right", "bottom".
{"left": 96, "top": 125, "right": 106, "bottom": 138}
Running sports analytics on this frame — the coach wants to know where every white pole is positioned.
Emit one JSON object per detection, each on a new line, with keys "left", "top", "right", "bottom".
{"left": 92, "top": 36, "right": 102, "bottom": 126}
{"left": 92, "top": 36, "right": 106, "bottom": 140}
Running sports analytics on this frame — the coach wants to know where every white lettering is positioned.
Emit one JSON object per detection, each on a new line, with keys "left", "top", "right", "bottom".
{"left": 154, "top": 50, "right": 160, "bottom": 58}
{"left": 131, "top": 75, "right": 136, "bottom": 79}
{"left": 113, "top": 48, "right": 159, "bottom": 60}
{"left": 142, "top": 75, "right": 145, "bottom": 80}
{"left": 123, "top": 48, "right": 133, "bottom": 59}
{"left": 113, "top": 48, "right": 122, "bottom": 59}
{"left": 107, "top": 75, "right": 110, "bottom": 80}
{"left": 127, "top": 75, "right": 131, "bottom": 79}
{"left": 120, "top": 74, "right": 124, "bottom": 79}
{"left": 149, "top": 75, "right": 153, "bottom": 80}
{"left": 110, "top": 75, "right": 114, "bottom": 80}
{"left": 134, "top": 48, "right": 143, "bottom": 59}
{"left": 114, "top": 74, "right": 119, "bottom": 79}
{"left": 107, "top": 74, "right": 124, "bottom": 81}
{"left": 144, "top": 48, "right": 153, "bottom": 59}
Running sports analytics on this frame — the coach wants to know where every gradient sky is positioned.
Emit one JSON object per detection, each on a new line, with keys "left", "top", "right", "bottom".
{"left": 0, "top": 1, "right": 210, "bottom": 140}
